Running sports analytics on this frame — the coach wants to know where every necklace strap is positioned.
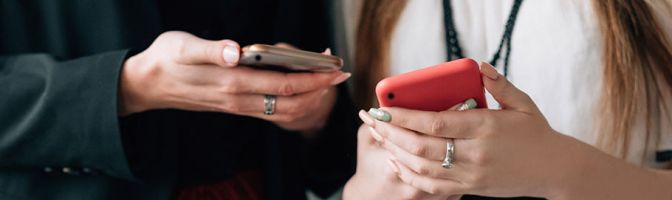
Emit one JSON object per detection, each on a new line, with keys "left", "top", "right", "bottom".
{"left": 443, "top": 0, "right": 524, "bottom": 77}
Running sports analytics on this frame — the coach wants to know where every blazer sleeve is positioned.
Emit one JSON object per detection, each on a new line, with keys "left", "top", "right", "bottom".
{"left": 0, "top": 50, "right": 136, "bottom": 181}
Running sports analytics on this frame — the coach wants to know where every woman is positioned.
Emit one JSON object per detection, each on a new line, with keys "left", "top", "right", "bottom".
{"left": 0, "top": 0, "right": 357, "bottom": 199}
{"left": 343, "top": 0, "right": 672, "bottom": 199}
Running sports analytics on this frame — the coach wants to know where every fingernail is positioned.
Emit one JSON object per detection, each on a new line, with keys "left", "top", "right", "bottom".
{"left": 358, "top": 110, "right": 375, "bottom": 126}
{"left": 331, "top": 72, "right": 351, "bottom": 85}
{"left": 368, "top": 108, "right": 391, "bottom": 122}
{"left": 223, "top": 45, "right": 240, "bottom": 65}
{"left": 387, "top": 159, "right": 400, "bottom": 174}
{"left": 480, "top": 61, "right": 499, "bottom": 80}
{"left": 368, "top": 127, "right": 384, "bottom": 142}
{"left": 457, "top": 98, "right": 477, "bottom": 111}
{"left": 323, "top": 48, "right": 332, "bottom": 55}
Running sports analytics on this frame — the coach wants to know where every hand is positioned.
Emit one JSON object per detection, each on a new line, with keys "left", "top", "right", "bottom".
{"left": 343, "top": 125, "right": 457, "bottom": 200}
{"left": 119, "top": 31, "right": 350, "bottom": 133}
{"left": 360, "top": 62, "right": 566, "bottom": 198}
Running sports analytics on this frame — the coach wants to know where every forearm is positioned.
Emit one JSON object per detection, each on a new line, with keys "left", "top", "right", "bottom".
{"left": 550, "top": 133, "right": 672, "bottom": 199}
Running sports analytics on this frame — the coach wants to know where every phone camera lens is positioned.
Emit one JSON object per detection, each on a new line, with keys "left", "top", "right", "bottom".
{"left": 387, "top": 93, "right": 395, "bottom": 100}
{"left": 255, "top": 55, "right": 262, "bottom": 61}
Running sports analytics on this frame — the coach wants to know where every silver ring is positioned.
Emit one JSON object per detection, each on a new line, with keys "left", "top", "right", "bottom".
{"left": 264, "top": 95, "right": 276, "bottom": 115}
{"left": 442, "top": 138, "right": 455, "bottom": 169}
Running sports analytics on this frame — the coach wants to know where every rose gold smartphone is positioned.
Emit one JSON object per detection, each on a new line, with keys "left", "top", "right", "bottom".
{"left": 239, "top": 44, "right": 343, "bottom": 72}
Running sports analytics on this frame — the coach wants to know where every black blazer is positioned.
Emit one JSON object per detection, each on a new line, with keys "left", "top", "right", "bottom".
{"left": 0, "top": 0, "right": 357, "bottom": 199}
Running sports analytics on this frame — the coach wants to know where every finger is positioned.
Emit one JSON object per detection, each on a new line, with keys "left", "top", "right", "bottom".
{"left": 217, "top": 67, "right": 350, "bottom": 95}
{"left": 233, "top": 88, "right": 326, "bottom": 117}
{"left": 479, "top": 62, "right": 539, "bottom": 114}
{"left": 372, "top": 121, "right": 446, "bottom": 161}
{"left": 392, "top": 159, "right": 468, "bottom": 195}
{"left": 178, "top": 34, "right": 240, "bottom": 67}
{"left": 378, "top": 133, "right": 464, "bottom": 181}
{"left": 182, "top": 83, "right": 326, "bottom": 116}
{"left": 371, "top": 107, "right": 481, "bottom": 138}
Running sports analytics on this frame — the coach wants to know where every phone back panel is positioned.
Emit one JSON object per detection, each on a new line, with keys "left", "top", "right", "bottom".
{"left": 375, "top": 58, "right": 487, "bottom": 111}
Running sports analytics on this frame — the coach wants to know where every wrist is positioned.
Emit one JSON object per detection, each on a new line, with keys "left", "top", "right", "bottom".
{"left": 118, "top": 53, "right": 154, "bottom": 116}
{"left": 342, "top": 175, "right": 364, "bottom": 200}
{"left": 538, "top": 132, "right": 588, "bottom": 199}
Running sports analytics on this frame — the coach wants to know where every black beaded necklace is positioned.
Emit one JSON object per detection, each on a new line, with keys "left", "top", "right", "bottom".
{"left": 443, "top": 0, "right": 524, "bottom": 77}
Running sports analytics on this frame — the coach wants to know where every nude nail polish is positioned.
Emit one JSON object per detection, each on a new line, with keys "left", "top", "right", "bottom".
{"left": 368, "top": 127, "right": 384, "bottom": 142}
{"left": 223, "top": 45, "right": 239, "bottom": 65}
{"left": 480, "top": 61, "right": 499, "bottom": 80}
{"left": 323, "top": 48, "right": 332, "bottom": 55}
{"left": 358, "top": 110, "right": 375, "bottom": 126}
{"left": 331, "top": 73, "right": 351, "bottom": 85}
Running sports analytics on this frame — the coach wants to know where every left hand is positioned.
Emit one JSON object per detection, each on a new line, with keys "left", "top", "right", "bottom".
{"left": 271, "top": 43, "right": 339, "bottom": 135}
{"left": 360, "top": 62, "right": 567, "bottom": 198}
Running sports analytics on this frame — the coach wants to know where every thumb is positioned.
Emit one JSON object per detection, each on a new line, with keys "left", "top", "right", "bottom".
{"left": 480, "top": 61, "right": 539, "bottom": 114}
{"left": 176, "top": 32, "right": 240, "bottom": 67}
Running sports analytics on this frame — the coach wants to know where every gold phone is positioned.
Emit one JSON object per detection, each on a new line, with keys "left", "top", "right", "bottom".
{"left": 239, "top": 44, "right": 343, "bottom": 72}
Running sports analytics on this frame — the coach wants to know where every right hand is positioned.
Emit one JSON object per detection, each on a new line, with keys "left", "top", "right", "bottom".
{"left": 342, "top": 121, "right": 458, "bottom": 200}
{"left": 118, "top": 31, "right": 350, "bottom": 130}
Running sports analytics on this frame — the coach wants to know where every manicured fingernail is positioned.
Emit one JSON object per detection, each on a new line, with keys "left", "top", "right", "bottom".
{"left": 387, "top": 159, "right": 400, "bottom": 174}
{"left": 358, "top": 110, "right": 375, "bottom": 126}
{"left": 480, "top": 61, "right": 499, "bottom": 80}
{"left": 223, "top": 45, "right": 239, "bottom": 65}
{"left": 368, "top": 108, "right": 391, "bottom": 122}
{"left": 323, "top": 48, "right": 332, "bottom": 55}
{"left": 457, "top": 98, "right": 477, "bottom": 111}
{"left": 331, "top": 72, "right": 351, "bottom": 85}
{"left": 368, "top": 127, "right": 384, "bottom": 142}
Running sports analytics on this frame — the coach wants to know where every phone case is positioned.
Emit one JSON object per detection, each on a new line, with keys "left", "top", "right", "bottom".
{"left": 240, "top": 44, "right": 343, "bottom": 72}
{"left": 375, "top": 58, "right": 487, "bottom": 111}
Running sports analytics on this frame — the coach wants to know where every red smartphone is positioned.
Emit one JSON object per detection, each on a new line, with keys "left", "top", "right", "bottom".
{"left": 375, "top": 58, "right": 487, "bottom": 111}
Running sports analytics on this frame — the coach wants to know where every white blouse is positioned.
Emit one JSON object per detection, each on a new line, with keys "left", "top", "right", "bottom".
{"left": 341, "top": 0, "right": 672, "bottom": 168}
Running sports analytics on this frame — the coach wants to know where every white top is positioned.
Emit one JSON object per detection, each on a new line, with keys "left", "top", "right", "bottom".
{"left": 341, "top": 0, "right": 672, "bottom": 168}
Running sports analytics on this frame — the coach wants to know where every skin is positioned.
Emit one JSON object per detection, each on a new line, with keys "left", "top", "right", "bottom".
{"left": 342, "top": 125, "right": 457, "bottom": 200}
{"left": 356, "top": 62, "right": 672, "bottom": 199}
{"left": 119, "top": 31, "right": 350, "bottom": 134}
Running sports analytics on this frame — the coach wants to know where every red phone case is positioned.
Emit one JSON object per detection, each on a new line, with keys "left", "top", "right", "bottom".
{"left": 375, "top": 58, "right": 487, "bottom": 111}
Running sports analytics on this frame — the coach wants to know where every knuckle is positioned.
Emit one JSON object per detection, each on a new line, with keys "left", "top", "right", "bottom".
{"left": 384, "top": 168, "right": 399, "bottom": 181}
{"left": 425, "top": 184, "right": 440, "bottom": 195}
{"left": 429, "top": 114, "right": 447, "bottom": 135}
{"left": 409, "top": 145, "right": 428, "bottom": 157}
{"left": 471, "top": 150, "right": 490, "bottom": 166}
{"left": 278, "top": 81, "right": 295, "bottom": 96}
{"left": 403, "top": 188, "right": 425, "bottom": 200}
{"left": 413, "top": 164, "right": 431, "bottom": 176}
{"left": 219, "top": 78, "right": 242, "bottom": 93}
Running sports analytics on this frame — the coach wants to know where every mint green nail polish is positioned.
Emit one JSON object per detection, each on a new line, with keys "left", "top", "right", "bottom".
{"left": 457, "top": 98, "right": 478, "bottom": 111}
{"left": 464, "top": 98, "right": 477, "bottom": 109}
{"left": 368, "top": 108, "right": 391, "bottom": 122}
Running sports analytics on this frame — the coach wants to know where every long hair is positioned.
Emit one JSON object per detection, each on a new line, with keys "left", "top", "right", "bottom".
{"left": 353, "top": 0, "right": 408, "bottom": 109}
{"left": 354, "top": 0, "right": 672, "bottom": 158}
{"left": 592, "top": 0, "right": 672, "bottom": 158}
